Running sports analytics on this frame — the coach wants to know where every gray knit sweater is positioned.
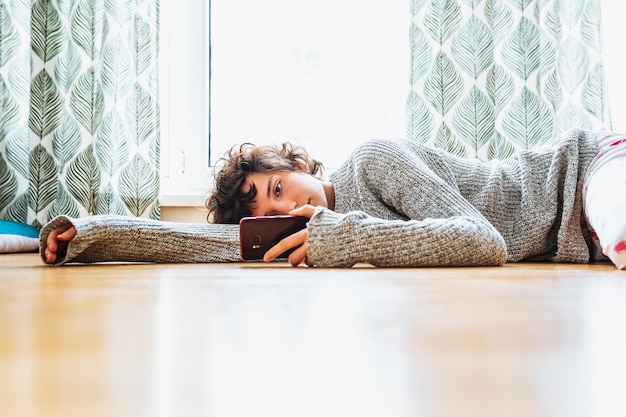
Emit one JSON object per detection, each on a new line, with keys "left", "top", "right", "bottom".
{"left": 40, "top": 129, "right": 599, "bottom": 267}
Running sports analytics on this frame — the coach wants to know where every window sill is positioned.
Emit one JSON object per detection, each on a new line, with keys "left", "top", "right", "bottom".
{"left": 160, "top": 176, "right": 211, "bottom": 207}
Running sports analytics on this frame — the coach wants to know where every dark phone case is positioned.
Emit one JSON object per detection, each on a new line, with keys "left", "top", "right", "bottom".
{"left": 239, "top": 215, "right": 309, "bottom": 260}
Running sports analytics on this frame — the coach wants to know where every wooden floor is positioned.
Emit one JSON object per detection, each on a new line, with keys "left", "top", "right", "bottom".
{"left": 1, "top": 253, "right": 626, "bottom": 417}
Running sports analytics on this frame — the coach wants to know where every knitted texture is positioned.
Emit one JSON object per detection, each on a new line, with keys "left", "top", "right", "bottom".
{"left": 40, "top": 129, "right": 598, "bottom": 267}
{"left": 307, "top": 129, "right": 598, "bottom": 267}
{"left": 39, "top": 215, "right": 241, "bottom": 265}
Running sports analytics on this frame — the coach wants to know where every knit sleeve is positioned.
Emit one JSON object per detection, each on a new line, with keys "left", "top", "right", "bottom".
{"left": 306, "top": 208, "right": 507, "bottom": 267}
{"left": 39, "top": 215, "right": 241, "bottom": 265}
{"left": 308, "top": 141, "right": 508, "bottom": 267}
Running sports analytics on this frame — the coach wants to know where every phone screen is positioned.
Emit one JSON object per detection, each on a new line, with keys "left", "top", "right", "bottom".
{"left": 239, "top": 215, "right": 309, "bottom": 260}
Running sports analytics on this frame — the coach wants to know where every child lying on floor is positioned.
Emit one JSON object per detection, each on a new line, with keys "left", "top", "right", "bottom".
{"left": 41, "top": 129, "right": 626, "bottom": 269}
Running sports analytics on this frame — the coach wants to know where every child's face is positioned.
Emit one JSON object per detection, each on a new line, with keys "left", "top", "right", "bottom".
{"left": 242, "top": 170, "right": 330, "bottom": 216}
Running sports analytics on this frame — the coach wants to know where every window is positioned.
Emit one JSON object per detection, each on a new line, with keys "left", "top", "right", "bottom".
{"left": 161, "top": 1, "right": 626, "bottom": 205}
{"left": 160, "top": 0, "right": 408, "bottom": 204}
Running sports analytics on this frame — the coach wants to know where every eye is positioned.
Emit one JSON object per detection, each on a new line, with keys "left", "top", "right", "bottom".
{"left": 274, "top": 181, "right": 282, "bottom": 196}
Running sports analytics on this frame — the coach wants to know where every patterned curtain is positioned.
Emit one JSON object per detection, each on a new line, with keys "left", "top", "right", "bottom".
{"left": 407, "top": 0, "right": 610, "bottom": 160}
{"left": 0, "top": 0, "right": 160, "bottom": 229}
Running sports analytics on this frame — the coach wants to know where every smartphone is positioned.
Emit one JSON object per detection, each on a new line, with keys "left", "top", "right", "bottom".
{"left": 239, "top": 215, "right": 309, "bottom": 261}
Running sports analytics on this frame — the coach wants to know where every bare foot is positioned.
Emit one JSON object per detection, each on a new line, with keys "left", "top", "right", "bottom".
{"left": 45, "top": 224, "right": 77, "bottom": 264}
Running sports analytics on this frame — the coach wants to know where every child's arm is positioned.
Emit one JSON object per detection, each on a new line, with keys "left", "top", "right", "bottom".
{"left": 305, "top": 208, "right": 507, "bottom": 267}
{"left": 39, "top": 215, "right": 241, "bottom": 265}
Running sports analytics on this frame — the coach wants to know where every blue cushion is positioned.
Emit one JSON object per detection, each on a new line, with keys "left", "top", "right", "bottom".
{"left": 0, "top": 220, "right": 39, "bottom": 253}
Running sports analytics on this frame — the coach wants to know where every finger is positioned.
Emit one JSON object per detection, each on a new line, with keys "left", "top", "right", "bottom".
{"left": 287, "top": 244, "right": 308, "bottom": 267}
{"left": 45, "top": 224, "right": 74, "bottom": 264}
{"left": 289, "top": 205, "right": 316, "bottom": 218}
{"left": 263, "top": 229, "right": 307, "bottom": 262}
{"left": 46, "top": 228, "right": 61, "bottom": 254}
{"left": 58, "top": 226, "right": 77, "bottom": 241}
{"left": 45, "top": 247, "right": 55, "bottom": 264}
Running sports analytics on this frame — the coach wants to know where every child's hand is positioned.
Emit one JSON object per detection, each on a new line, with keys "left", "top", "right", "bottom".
{"left": 44, "top": 224, "right": 77, "bottom": 264}
{"left": 263, "top": 205, "right": 316, "bottom": 266}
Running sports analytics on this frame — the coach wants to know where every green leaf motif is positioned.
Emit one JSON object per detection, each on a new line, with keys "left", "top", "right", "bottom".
{"left": 71, "top": 0, "right": 103, "bottom": 60}
{"left": 104, "top": 10, "right": 112, "bottom": 44}
{"left": 66, "top": 144, "right": 101, "bottom": 211}
{"left": 31, "top": 0, "right": 65, "bottom": 62}
{"left": 501, "top": 17, "right": 540, "bottom": 80}
{"left": 502, "top": 87, "right": 553, "bottom": 149}
{"left": 409, "top": 24, "right": 432, "bottom": 86}
{"left": 507, "top": 0, "right": 534, "bottom": 11}
{"left": 536, "top": 0, "right": 553, "bottom": 10}
{"left": 453, "top": 86, "right": 495, "bottom": 154}
{"left": 8, "top": 55, "right": 31, "bottom": 101}
{"left": 54, "top": 44, "right": 82, "bottom": 93}
{"left": 543, "top": 69, "right": 562, "bottom": 112}
{"left": 95, "top": 183, "right": 128, "bottom": 216}
{"left": 434, "top": 122, "right": 466, "bottom": 157}
{"left": 6, "top": 127, "right": 30, "bottom": 179}
{"left": 423, "top": 0, "right": 462, "bottom": 44}
{"left": 125, "top": 83, "right": 159, "bottom": 145}
{"left": 424, "top": 51, "right": 464, "bottom": 114}
{"left": 70, "top": 68, "right": 105, "bottom": 135}
{"left": 0, "top": 3, "right": 21, "bottom": 66}
{"left": 118, "top": 155, "right": 158, "bottom": 217}
{"left": 53, "top": 116, "right": 82, "bottom": 169}
{"left": 451, "top": 15, "right": 493, "bottom": 78}
{"left": 544, "top": 2, "right": 561, "bottom": 41}
{"left": 484, "top": 0, "right": 513, "bottom": 47}
{"left": 0, "top": 154, "right": 18, "bottom": 212}
{"left": 406, "top": 91, "right": 433, "bottom": 144}
{"left": 486, "top": 64, "right": 514, "bottom": 116}
{"left": 47, "top": 182, "right": 80, "bottom": 221}
{"left": 0, "top": 76, "right": 21, "bottom": 137}
{"left": 410, "top": 0, "right": 427, "bottom": 16}
{"left": 581, "top": 1, "right": 601, "bottom": 51}
{"left": 555, "top": 102, "right": 592, "bottom": 136}
{"left": 149, "top": 0, "right": 160, "bottom": 22}
{"left": 559, "top": 0, "right": 585, "bottom": 27}
{"left": 29, "top": 143, "right": 57, "bottom": 212}
{"left": 148, "top": 66, "right": 159, "bottom": 95}
{"left": 4, "top": 193, "right": 29, "bottom": 224}
{"left": 149, "top": 133, "right": 160, "bottom": 167}
{"left": 538, "top": 32, "right": 556, "bottom": 76}
{"left": 148, "top": 202, "right": 160, "bottom": 221}
{"left": 133, "top": 15, "right": 158, "bottom": 75}
{"left": 29, "top": 69, "right": 64, "bottom": 138}
{"left": 102, "top": 37, "right": 133, "bottom": 101}
{"left": 56, "top": 0, "right": 74, "bottom": 18}
{"left": 104, "top": 0, "right": 134, "bottom": 26}
{"left": 487, "top": 131, "right": 516, "bottom": 160}
{"left": 582, "top": 62, "right": 607, "bottom": 120}
{"left": 558, "top": 36, "right": 589, "bottom": 93}
{"left": 5, "top": 0, "right": 29, "bottom": 30}
{"left": 96, "top": 111, "right": 130, "bottom": 176}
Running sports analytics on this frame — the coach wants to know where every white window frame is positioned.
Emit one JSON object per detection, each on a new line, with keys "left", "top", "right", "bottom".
{"left": 160, "top": 0, "right": 212, "bottom": 207}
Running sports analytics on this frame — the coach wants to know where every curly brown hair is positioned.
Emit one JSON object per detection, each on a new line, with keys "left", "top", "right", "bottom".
{"left": 206, "top": 142, "right": 324, "bottom": 224}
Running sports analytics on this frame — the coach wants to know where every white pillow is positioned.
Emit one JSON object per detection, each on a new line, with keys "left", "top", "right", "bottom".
{"left": 0, "top": 220, "right": 39, "bottom": 253}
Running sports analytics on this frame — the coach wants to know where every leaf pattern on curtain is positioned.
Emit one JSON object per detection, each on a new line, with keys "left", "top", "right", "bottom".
{"left": 408, "top": 0, "right": 609, "bottom": 160}
{"left": 0, "top": 0, "right": 159, "bottom": 227}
